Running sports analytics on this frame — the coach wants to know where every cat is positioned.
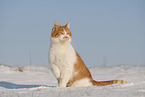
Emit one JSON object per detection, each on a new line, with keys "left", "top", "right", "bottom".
{"left": 49, "top": 21, "right": 127, "bottom": 87}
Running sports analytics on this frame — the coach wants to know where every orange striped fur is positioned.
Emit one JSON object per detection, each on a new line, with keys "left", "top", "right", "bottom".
{"left": 67, "top": 51, "right": 127, "bottom": 87}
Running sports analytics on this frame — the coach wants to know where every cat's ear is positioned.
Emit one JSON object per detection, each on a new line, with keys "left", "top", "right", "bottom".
{"left": 52, "top": 21, "right": 59, "bottom": 31}
{"left": 65, "top": 22, "right": 70, "bottom": 29}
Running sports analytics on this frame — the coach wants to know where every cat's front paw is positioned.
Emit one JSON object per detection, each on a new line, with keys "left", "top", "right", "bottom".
{"left": 59, "top": 83, "right": 66, "bottom": 87}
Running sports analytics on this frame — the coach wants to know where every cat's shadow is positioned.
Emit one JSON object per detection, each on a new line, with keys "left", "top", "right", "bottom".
{"left": 0, "top": 81, "right": 56, "bottom": 89}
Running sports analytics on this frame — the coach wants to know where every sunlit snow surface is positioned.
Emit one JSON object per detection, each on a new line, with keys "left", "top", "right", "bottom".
{"left": 0, "top": 65, "right": 145, "bottom": 97}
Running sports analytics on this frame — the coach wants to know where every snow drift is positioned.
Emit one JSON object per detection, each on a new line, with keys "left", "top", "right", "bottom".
{"left": 0, "top": 65, "right": 145, "bottom": 97}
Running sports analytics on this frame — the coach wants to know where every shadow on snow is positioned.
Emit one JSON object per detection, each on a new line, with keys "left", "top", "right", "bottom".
{"left": 0, "top": 81, "right": 56, "bottom": 89}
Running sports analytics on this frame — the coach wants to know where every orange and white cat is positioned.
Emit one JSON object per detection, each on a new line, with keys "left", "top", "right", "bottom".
{"left": 49, "top": 21, "right": 126, "bottom": 87}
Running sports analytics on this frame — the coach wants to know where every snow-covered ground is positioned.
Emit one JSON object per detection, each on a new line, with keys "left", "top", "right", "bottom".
{"left": 0, "top": 65, "right": 145, "bottom": 97}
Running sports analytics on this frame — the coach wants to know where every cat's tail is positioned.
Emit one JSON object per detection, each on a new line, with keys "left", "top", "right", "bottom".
{"left": 92, "top": 80, "right": 127, "bottom": 86}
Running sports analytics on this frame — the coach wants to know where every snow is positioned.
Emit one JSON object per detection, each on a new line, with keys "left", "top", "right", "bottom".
{"left": 0, "top": 65, "right": 145, "bottom": 97}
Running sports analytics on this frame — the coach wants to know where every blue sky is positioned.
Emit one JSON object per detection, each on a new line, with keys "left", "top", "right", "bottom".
{"left": 0, "top": 0, "right": 145, "bottom": 67}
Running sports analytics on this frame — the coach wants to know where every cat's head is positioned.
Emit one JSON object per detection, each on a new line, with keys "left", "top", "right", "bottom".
{"left": 51, "top": 21, "right": 72, "bottom": 44}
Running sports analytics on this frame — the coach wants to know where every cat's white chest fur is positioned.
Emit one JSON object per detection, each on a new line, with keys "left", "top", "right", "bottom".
{"left": 50, "top": 43, "right": 76, "bottom": 69}
{"left": 49, "top": 38, "right": 77, "bottom": 87}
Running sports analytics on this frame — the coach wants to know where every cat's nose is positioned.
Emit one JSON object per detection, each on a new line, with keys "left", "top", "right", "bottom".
{"left": 63, "top": 36, "right": 69, "bottom": 39}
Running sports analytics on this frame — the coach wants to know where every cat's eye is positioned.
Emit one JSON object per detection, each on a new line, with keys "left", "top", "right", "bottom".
{"left": 67, "top": 32, "right": 70, "bottom": 35}
{"left": 61, "top": 32, "right": 64, "bottom": 35}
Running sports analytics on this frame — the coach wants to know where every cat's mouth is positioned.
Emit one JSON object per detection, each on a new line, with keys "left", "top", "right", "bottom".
{"left": 63, "top": 36, "right": 69, "bottom": 40}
